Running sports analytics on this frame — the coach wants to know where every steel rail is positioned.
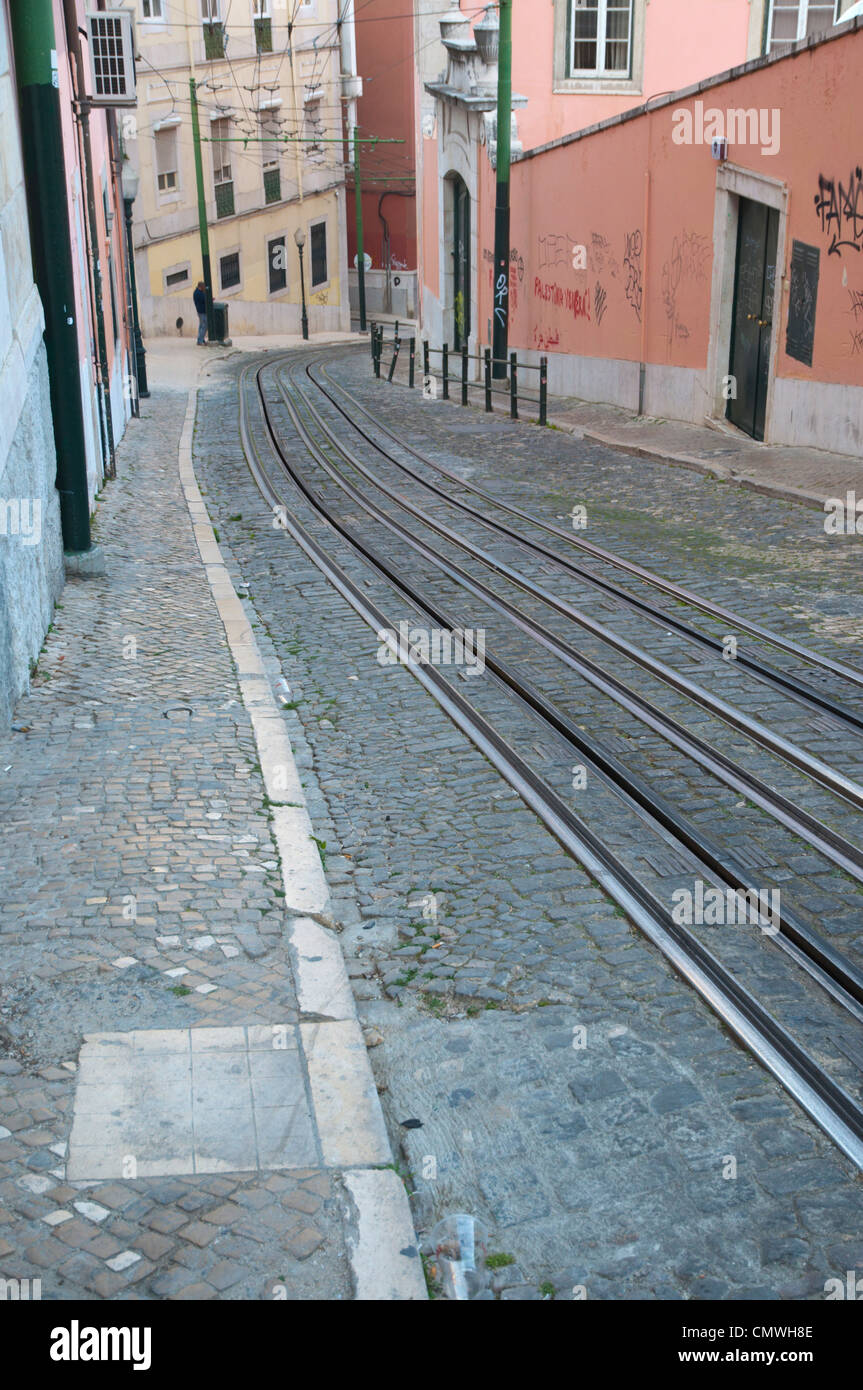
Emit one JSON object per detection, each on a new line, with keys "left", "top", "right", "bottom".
{"left": 264, "top": 361, "right": 863, "bottom": 1011}
{"left": 275, "top": 359, "right": 863, "bottom": 817}
{"left": 271, "top": 359, "right": 863, "bottom": 1009}
{"left": 236, "top": 358, "right": 863, "bottom": 1171}
{"left": 315, "top": 354, "right": 863, "bottom": 693}
{"left": 302, "top": 361, "right": 863, "bottom": 735}
{"left": 273, "top": 356, "right": 863, "bottom": 887}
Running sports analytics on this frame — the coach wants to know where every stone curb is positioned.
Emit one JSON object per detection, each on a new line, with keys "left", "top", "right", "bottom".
{"left": 176, "top": 363, "right": 426, "bottom": 1300}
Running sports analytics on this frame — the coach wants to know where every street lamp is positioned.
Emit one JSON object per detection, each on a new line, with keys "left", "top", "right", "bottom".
{"left": 294, "top": 227, "right": 309, "bottom": 341}
{"left": 120, "top": 163, "right": 149, "bottom": 401}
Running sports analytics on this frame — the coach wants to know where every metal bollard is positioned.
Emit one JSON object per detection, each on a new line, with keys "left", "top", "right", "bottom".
{"left": 387, "top": 336, "right": 401, "bottom": 383}
{"left": 373, "top": 327, "right": 381, "bottom": 378}
{"left": 370, "top": 321, "right": 377, "bottom": 362}
{"left": 461, "top": 344, "right": 469, "bottom": 406}
{"left": 423, "top": 340, "right": 430, "bottom": 381}
{"left": 484, "top": 348, "right": 492, "bottom": 412}
{"left": 510, "top": 352, "right": 518, "bottom": 421}
{"left": 540, "top": 356, "right": 548, "bottom": 426}
{"left": 409, "top": 337, "right": 416, "bottom": 389}
{"left": 442, "top": 342, "right": 449, "bottom": 400}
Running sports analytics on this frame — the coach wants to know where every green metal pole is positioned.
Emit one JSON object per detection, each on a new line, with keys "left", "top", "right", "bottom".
{"left": 492, "top": 0, "right": 512, "bottom": 380}
{"left": 190, "top": 77, "right": 216, "bottom": 344}
{"left": 9, "top": 0, "right": 92, "bottom": 553}
{"left": 354, "top": 125, "right": 367, "bottom": 332}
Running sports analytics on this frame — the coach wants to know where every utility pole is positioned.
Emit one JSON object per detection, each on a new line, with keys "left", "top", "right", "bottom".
{"left": 190, "top": 77, "right": 216, "bottom": 344}
{"left": 492, "top": 0, "right": 512, "bottom": 380}
{"left": 354, "top": 125, "right": 367, "bottom": 332}
{"left": 9, "top": 0, "right": 92, "bottom": 554}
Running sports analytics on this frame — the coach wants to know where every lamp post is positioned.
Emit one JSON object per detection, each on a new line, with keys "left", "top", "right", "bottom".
{"left": 294, "top": 227, "right": 309, "bottom": 341}
{"left": 120, "top": 163, "right": 149, "bottom": 402}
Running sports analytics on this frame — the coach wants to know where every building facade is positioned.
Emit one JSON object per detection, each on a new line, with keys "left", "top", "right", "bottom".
{"left": 419, "top": 1, "right": 863, "bottom": 452}
{"left": 130, "top": 0, "right": 357, "bottom": 337}
{"left": 1, "top": 0, "right": 137, "bottom": 723}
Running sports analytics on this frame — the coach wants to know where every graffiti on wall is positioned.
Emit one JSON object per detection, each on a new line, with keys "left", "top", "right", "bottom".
{"left": 534, "top": 277, "right": 591, "bottom": 321}
{"left": 590, "top": 232, "right": 620, "bottom": 280}
{"left": 623, "top": 229, "right": 643, "bottom": 322}
{"left": 814, "top": 168, "right": 863, "bottom": 257}
{"left": 594, "top": 282, "right": 608, "bottom": 325}
{"left": 661, "top": 230, "right": 711, "bottom": 345}
{"left": 538, "top": 232, "right": 578, "bottom": 271}
{"left": 849, "top": 287, "right": 863, "bottom": 356}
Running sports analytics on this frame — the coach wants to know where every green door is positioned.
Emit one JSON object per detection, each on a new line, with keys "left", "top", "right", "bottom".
{"left": 452, "top": 177, "right": 470, "bottom": 351}
{"left": 727, "top": 197, "right": 779, "bottom": 441}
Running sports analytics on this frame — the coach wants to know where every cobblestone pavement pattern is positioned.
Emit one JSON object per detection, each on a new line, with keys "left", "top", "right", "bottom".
{"left": 196, "top": 346, "right": 862, "bottom": 1300}
{"left": 0, "top": 378, "right": 351, "bottom": 1300}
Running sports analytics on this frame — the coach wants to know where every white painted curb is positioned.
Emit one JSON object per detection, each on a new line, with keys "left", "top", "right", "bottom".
{"left": 176, "top": 361, "right": 425, "bottom": 1300}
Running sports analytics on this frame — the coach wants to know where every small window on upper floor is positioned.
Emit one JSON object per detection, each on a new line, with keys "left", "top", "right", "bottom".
{"left": 765, "top": 0, "right": 852, "bottom": 54}
{"left": 569, "top": 0, "right": 633, "bottom": 77}
{"left": 142, "top": 0, "right": 164, "bottom": 18}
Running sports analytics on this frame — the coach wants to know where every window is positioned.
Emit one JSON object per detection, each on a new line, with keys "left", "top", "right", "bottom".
{"left": 202, "top": 0, "right": 225, "bottom": 58}
{"left": 142, "top": 0, "right": 164, "bottom": 18}
{"left": 220, "top": 251, "right": 241, "bottom": 290}
{"left": 765, "top": 0, "right": 848, "bottom": 52}
{"left": 304, "top": 97, "right": 324, "bottom": 160}
{"left": 165, "top": 266, "right": 190, "bottom": 289}
{"left": 261, "top": 113, "right": 282, "bottom": 203}
{"left": 253, "top": 0, "right": 273, "bottom": 52}
{"left": 154, "top": 127, "right": 178, "bottom": 194}
{"left": 211, "top": 118, "right": 235, "bottom": 217}
{"left": 569, "top": 0, "right": 633, "bottom": 76}
{"left": 268, "top": 236, "right": 287, "bottom": 294}
{"left": 310, "top": 221, "right": 327, "bottom": 286}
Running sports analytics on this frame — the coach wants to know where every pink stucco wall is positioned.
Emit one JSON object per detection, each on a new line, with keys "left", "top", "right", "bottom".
{"left": 476, "top": 26, "right": 863, "bottom": 393}
{"left": 513, "top": 0, "right": 754, "bottom": 152}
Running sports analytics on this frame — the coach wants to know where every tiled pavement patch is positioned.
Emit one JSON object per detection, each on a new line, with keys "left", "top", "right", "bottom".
{"left": 0, "top": 1054, "right": 346, "bottom": 1299}
{"left": 67, "top": 1027, "right": 318, "bottom": 1180}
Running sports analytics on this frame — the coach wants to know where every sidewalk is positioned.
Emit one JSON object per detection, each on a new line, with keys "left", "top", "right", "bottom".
{"left": 547, "top": 398, "right": 863, "bottom": 512}
{"left": 0, "top": 337, "right": 423, "bottom": 1300}
{"left": 379, "top": 343, "right": 862, "bottom": 511}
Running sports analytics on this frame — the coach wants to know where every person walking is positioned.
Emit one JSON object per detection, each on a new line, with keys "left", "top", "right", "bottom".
{"left": 194, "top": 281, "right": 208, "bottom": 345}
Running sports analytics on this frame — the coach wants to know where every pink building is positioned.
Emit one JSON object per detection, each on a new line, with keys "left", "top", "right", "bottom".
{"left": 419, "top": 1, "right": 863, "bottom": 451}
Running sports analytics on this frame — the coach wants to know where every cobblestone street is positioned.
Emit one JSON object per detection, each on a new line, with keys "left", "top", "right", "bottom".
{"left": 191, "top": 343, "right": 862, "bottom": 1300}
{"left": 1, "top": 338, "right": 861, "bottom": 1306}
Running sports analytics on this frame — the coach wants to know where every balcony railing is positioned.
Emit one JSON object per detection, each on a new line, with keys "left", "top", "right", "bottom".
{"left": 255, "top": 17, "right": 272, "bottom": 52}
{"left": 203, "top": 21, "right": 225, "bottom": 59}
{"left": 263, "top": 167, "right": 281, "bottom": 204}
{"left": 215, "top": 180, "right": 235, "bottom": 218}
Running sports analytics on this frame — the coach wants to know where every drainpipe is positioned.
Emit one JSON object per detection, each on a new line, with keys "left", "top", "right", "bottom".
{"left": 61, "top": 0, "right": 117, "bottom": 479}
{"left": 9, "top": 0, "right": 92, "bottom": 553}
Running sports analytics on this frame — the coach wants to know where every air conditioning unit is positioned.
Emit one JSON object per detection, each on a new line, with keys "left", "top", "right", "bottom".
{"left": 86, "top": 10, "right": 137, "bottom": 108}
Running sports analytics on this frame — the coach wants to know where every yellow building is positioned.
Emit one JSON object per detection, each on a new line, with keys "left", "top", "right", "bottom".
{"left": 128, "top": 0, "right": 356, "bottom": 336}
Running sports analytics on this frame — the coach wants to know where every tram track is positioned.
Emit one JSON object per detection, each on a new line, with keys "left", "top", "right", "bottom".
{"left": 234, "top": 352, "right": 863, "bottom": 1169}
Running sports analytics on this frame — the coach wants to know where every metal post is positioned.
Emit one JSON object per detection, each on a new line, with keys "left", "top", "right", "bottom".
{"left": 190, "top": 78, "right": 216, "bottom": 344}
{"left": 461, "top": 343, "right": 469, "bottom": 406}
{"left": 510, "top": 351, "right": 518, "bottom": 420}
{"left": 298, "top": 243, "right": 309, "bottom": 340}
{"left": 484, "top": 348, "right": 492, "bottom": 412}
{"left": 387, "top": 336, "right": 401, "bottom": 383}
{"left": 370, "top": 320, "right": 377, "bottom": 361}
{"left": 442, "top": 342, "right": 449, "bottom": 400}
{"left": 353, "top": 125, "right": 367, "bottom": 332}
{"left": 423, "top": 340, "right": 430, "bottom": 381}
{"left": 374, "top": 327, "right": 381, "bottom": 378}
{"left": 123, "top": 196, "right": 149, "bottom": 400}
{"left": 409, "top": 337, "right": 416, "bottom": 388}
{"left": 492, "top": 0, "right": 512, "bottom": 380}
{"left": 9, "top": 0, "right": 92, "bottom": 552}
{"left": 540, "top": 355, "right": 548, "bottom": 426}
